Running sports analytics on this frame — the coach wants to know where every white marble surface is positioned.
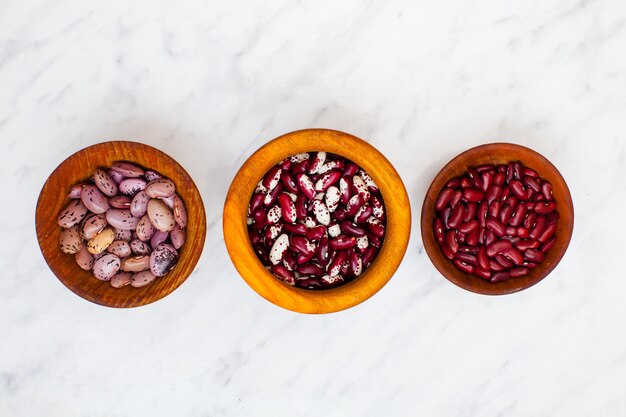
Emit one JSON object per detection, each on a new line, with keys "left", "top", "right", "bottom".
{"left": 1, "top": 0, "right": 626, "bottom": 415}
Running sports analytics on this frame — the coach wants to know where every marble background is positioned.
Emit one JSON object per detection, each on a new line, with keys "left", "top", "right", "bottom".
{"left": 1, "top": 0, "right": 626, "bottom": 415}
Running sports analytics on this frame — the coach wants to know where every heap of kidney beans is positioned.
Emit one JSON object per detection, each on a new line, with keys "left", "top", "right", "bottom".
{"left": 247, "top": 152, "right": 386, "bottom": 290}
{"left": 433, "top": 160, "right": 558, "bottom": 282}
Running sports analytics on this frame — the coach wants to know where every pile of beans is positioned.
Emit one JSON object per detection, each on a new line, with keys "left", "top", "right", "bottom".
{"left": 248, "top": 152, "right": 386, "bottom": 289}
{"left": 57, "top": 162, "right": 187, "bottom": 288}
{"left": 433, "top": 161, "right": 558, "bottom": 282}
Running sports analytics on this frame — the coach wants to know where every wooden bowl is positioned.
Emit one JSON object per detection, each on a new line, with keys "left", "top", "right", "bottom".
{"left": 223, "top": 129, "right": 411, "bottom": 314}
{"left": 36, "top": 141, "right": 206, "bottom": 308}
{"left": 421, "top": 143, "right": 574, "bottom": 295}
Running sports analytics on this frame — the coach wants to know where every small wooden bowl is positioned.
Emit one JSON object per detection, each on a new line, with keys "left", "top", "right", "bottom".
{"left": 223, "top": 129, "right": 411, "bottom": 314}
{"left": 36, "top": 141, "right": 206, "bottom": 308}
{"left": 421, "top": 143, "right": 574, "bottom": 295}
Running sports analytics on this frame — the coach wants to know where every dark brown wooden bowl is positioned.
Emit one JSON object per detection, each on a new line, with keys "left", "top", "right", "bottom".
{"left": 421, "top": 143, "right": 574, "bottom": 295}
{"left": 36, "top": 141, "right": 207, "bottom": 308}
{"left": 223, "top": 129, "right": 411, "bottom": 314}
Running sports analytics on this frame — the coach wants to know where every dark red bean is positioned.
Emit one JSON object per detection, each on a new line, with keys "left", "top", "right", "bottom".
{"left": 510, "top": 267, "right": 529, "bottom": 277}
{"left": 523, "top": 262, "right": 538, "bottom": 269}
{"left": 446, "top": 177, "right": 461, "bottom": 188}
{"left": 523, "top": 176, "right": 541, "bottom": 193}
{"left": 541, "top": 181, "right": 553, "bottom": 201}
{"left": 454, "top": 259, "right": 475, "bottom": 274}
{"left": 486, "top": 185, "right": 502, "bottom": 205}
{"left": 546, "top": 211, "right": 559, "bottom": 225}
{"left": 505, "top": 226, "right": 517, "bottom": 236}
{"left": 254, "top": 245, "right": 270, "bottom": 264}
{"left": 448, "top": 204, "right": 465, "bottom": 228}
{"left": 488, "top": 201, "right": 501, "bottom": 218}
{"left": 291, "top": 160, "right": 309, "bottom": 174}
{"left": 458, "top": 245, "right": 478, "bottom": 254}
{"left": 477, "top": 246, "right": 490, "bottom": 270}
{"left": 524, "top": 212, "right": 537, "bottom": 229}
{"left": 466, "top": 228, "right": 480, "bottom": 246}
{"left": 434, "top": 218, "right": 444, "bottom": 245}
{"left": 442, "top": 245, "right": 455, "bottom": 260}
{"left": 478, "top": 201, "right": 488, "bottom": 227}
{"left": 494, "top": 172, "right": 506, "bottom": 186}
{"left": 495, "top": 254, "right": 513, "bottom": 268}
{"left": 500, "top": 186, "right": 511, "bottom": 204}
{"left": 485, "top": 229, "right": 497, "bottom": 246}
{"left": 449, "top": 190, "right": 463, "bottom": 208}
{"left": 278, "top": 158, "right": 291, "bottom": 171}
{"left": 435, "top": 188, "right": 455, "bottom": 211}
{"left": 297, "top": 263, "right": 324, "bottom": 277}
{"left": 491, "top": 271, "right": 511, "bottom": 283}
{"left": 467, "top": 167, "right": 483, "bottom": 189}
{"left": 295, "top": 195, "right": 307, "bottom": 220}
{"left": 515, "top": 239, "right": 540, "bottom": 251}
{"left": 460, "top": 178, "right": 472, "bottom": 189}
{"left": 476, "top": 164, "right": 495, "bottom": 173}
{"left": 444, "top": 230, "right": 459, "bottom": 254}
{"left": 249, "top": 229, "right": 263, "bottom": 246}
{"left": 455, "top": 252, "right": 477, "bottom": 266}
{"left": 529, "top": 216, "right": 547, "bottom": 240}
{"left": 341, "top": 221, "right": 367, "bottom": 237}
{"left": 480, "top": 171, "right": 494, "bottom": 192}
{"left": 349, "top": 251, "right": 362, "bottom": 276}
{"left": 501, "top": 236, "right": 520, "bottom": 245}
{"left": 489, "top": 259, "right": 506, "bottom": 272}
{"left": 486, "top": 216, "right": 506, "bottom": 237}
{"left": 252, "top": 209, "right": 266, "bottom": 230}
{"left": 280, "top": 172, "right": 299, "bottom": 194}
{"left": 516, "top": 227, "right": 530, "bottom": 238}
{"left": 475, "top": 266, "right": 491, "bottom": 280}
{"left": 304, "top": 225, "right": 326, "bottom": 241}
{"left": 456, "top": 231, "right": 466, "bottom": 244}
{"left": 366, "top": 218, "right": 385, "bottom": 238}
{"left": 478, "top": 227, "right": 486, "bottom": 245}
{"left": 463, "top": 187, "right": 484, "bottom": 203}
{"left": 509, "top": 204, "right": 527, "bottom": 227}
{"left": 499, "top": 205, "right": 514, "bottom": 224}
{"left": 486, "top": 239, "right": 513, "bottom": 257}
{"left": 506, "top": 162, "right": 515, "bottom": 183}
{"left": 534, "top": 201, "right": 557, "bottom": 214}
{"left": 458, "top": 220, "right": 479, "bottom": 234}
{"left": 330, "top": 235, "right": 357, "bottom": 250}
{"left": 537, "top": 222, "right": 557, "bottom": 243}
{"left": 463, "top": 202, "right": 477, "bottom": 223}
{"left": 505, "top": 196, "right": 519, "bottom": 210}
{"left": 540, "top": 237, "right": 556, "bottom": 253}
{"left": 297, "top": 251, "right": 315, "bottom": 265}
{"left": 271, "top": 264, "right": 295, "bottom": 284}
{"left": 524, "top": 248, "right": 545, "bottom": 262}
{"left": 523, "top": 167, "right": 538, "bottom": 177}
{"left": 503, "top": 247, "right": 524, "bottom": 265}
{"left": 283, "top": 250, "right": 297, "bottom": 271}
{"left": 340, "top": 176, "right": 353, "bottom": 205}
{"left": 328, "top": 250, "right": 348, "bottom": 276}
{"left": 513, "top": 162, "right": 523, "bottom": 180}
{"left": 283, "top": 223, "right": 307, "bottom": 235}
{"left": 332, "top": 207, "right": 348, "bottom": 222}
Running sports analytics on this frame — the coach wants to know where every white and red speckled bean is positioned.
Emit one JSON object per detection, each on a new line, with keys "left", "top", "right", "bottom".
{"left": 269, "top": 234, "right": 290, "bottom": 265}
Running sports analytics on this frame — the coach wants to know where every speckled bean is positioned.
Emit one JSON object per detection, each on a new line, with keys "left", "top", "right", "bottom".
{"left": 150, "top": 243, "right": 179, "bottom": 277}
{"left": 92, "top": 254, "right": 121, "bottom": 281}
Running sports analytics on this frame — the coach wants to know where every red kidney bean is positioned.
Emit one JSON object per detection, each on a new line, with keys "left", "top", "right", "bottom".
{"left": 284, "top": 222, "right": 308, "bottom": 235}
{"left": 466, "top": 228, "right": 480, "bottom": 246}
{"left": 494, "top": 172, "right": 506, "bottom": 186}
{"left": 295, "top": 195, "right": 308, "bottom": 220}
{"left": 491, "top": 271, "right": 511, "bottom": 283}
{"left": 506, "top": 162, "right": 515, "bottom": 183}
{"left": 291, "top": 160, "right": 309, "bottom": 174}
{"left": 523, "top": 176, "right": 541, "bottom": 193}
{"left": 523, "top": 167, "right": 538, "bottom": 177}
{"left": 454, "top": 259, "right": 475, "bottom": 274}
{"left": 495, "top": 254, "right": 513, "bottom": 268}
{"left": 504, "top": 226, "right": 517, "bottom": 236}
{"left": 537, "top": 222, "right": 557, "bottom": 243}
{"left": 298, "top": 263, "right": 325, "bottom": 277}
{"left": 478, "top": 201, "right": 488, "bottom": 227}
{"left": 441, "top": 206, "right": 452, "bottom": 230}
{"left": 500, "top": 186, "right": 511, "bottom": 204}
{"left": 343, "top": 161, "right": 359, "bottom": 177}
{"left": 485, "top": 229, "right": 497, "bottom": 246}
{"left": 328, "top": 250, "right": 348, "bottom": 277}
{"left": 480, "top": 171, "right": 494, "bottom": 192}
{"left": 460, "top": 178, "right": 472, "bottom": 189}
{"left": 455, "top": 252, "right": 477, "bottom": 266}
{"left": 529, "top": 216, "right": 547, "bottom": 240}
{"left": 502, "top": 235, "right": 521, "bottom": 245}
{"left": 464, "top": 188, "right": 484, "bottom": 202}
{"left": 442, "top": 244, "right": 455, "bottom": 260}
{"left": 463, "top": 202, "right": 477, "bottom": 223}
{"left": 444, "top": 230, "right": 458, "bottom": 254}
{"left": 523, "top": 262, "right": 538, "bottom": 269}
{"left": 330, "top": 235, "right": 356, "bottom": 250}
{"left": 499, "top": 205, "right": 514, "bottom": 224}
{"left": 546, "top": 211, "right": 559, "bottom": 225}
{"left": 486, "top": 239, "right": 513, "bottom": 257}
{"left": 475, "top": 266, "right": 491, "bottom": 280}
{"left": 435, "top": 188, "right": 454, "bottom": 211}
{"left": 361, "top": 246, "right": 378, "bottom": 268}
{"left": 503, "top": 246, "right": 524, "bottom": 265}
{"left": 456, "top": 231, "right": 466, "bottom": 244}
{"left": 467, "top": 167, "right": 482, "bottom": 189}
{"left": 296, "top": 277, "right": 323, "bottom": 289}
{"left": 434, "top": 218, "right": 444, "bottom": 244}
{"left": 509, "top": 204, "right": 527, "bottom": 227}
{"left": 446, "top": 177, "right": 461, "bottom": 188}
{"left": 458, "top": 245, "right": 478, "bottom": 254}
{"left": 458, "top": 220, "right": 478, "bottom": 234}
{"left": 515, "top": 239, "right": 540, "bottom": 251}
{"left": 281, "top": 172, "right": 299, "bottom": 194}
{"left": 475, "top": 164, "right": 495, "bottom": 173}
{"left": 449, "top": 190, "right": 463, "bottom": 208}
{"left": 477, "top": 227, "right": 486, "bottom": 245}
{"left": 524, "top": 248, "right": 545, "bottom": 262}
{"left": 488, "top": 201, "right": 501, "bottom": 218}
{"left": 486, "top": 216, "right": 506, "bottom": 237}
{"left": 534, "top": 201, "right": 557, "bottom": 214}
{"left": 516, "top": 227, "right": 530, "bottom": 238}
{"left": 489, "top": 259, "right": 505, "bottom": 271}
{"left": 477, "top": 246, "right": 490, "bottom": 270}
{"left": 524, "top": 212, "right": 537, "bottom": 229}
{"left": 540, "top": 237, "right": 556, "bottom": 253}
{"left": 485, "top": 185, "right": 501, "bottom": 205}
{"left": 541, "top": 181, "right": 553, "bottom": 201}
{"left": 448, "top": 204, "right": 465, "bottom": 229}
{"left": 510, "top": 267, "right": 529, "bottom": 278}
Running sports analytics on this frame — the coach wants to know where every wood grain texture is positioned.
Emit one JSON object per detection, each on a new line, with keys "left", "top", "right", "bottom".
{"left": 36, "top": 141, "right": 206, "bottom": 308}
{"left": 421, "top": 143, "right": 574, "bottom": 295}
{"left": 223, "top": 129, "right": 411, "bottom": 314}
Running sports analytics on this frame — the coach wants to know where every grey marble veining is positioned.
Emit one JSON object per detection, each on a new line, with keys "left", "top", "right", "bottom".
{"left": 1, "top": 0, "right": 626, "bottom": 415}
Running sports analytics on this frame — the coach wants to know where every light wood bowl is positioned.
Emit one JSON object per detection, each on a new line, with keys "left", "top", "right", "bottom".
{"left": 36, "top": 141, "right": 206, "bottom": 308}
{"left": 421, "top": 143, "right": 574, "bottom": 295}
{"left": 223, "top": 129, "right": 411, "bottom": 314}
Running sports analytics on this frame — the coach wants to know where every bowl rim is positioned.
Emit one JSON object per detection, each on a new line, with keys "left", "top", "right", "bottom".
{"left": 223, "top": 128, "right": 411, "bottom": 314}
{"left": 420, "top": 142, "right": 574, "bottom": 295}
{"left": 35, "top": 140, "right": 207, "bottom": 308}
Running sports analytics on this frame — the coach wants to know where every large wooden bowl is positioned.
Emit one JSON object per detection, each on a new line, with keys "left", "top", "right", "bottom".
{"left": 223, "top": 129, "right": 411, "bottom": 314}
{"left": 36, "top": 141, "right": 206, "bottom": 308}
{"left": 421, "top": 143, "right": 574, "bottom": 295}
